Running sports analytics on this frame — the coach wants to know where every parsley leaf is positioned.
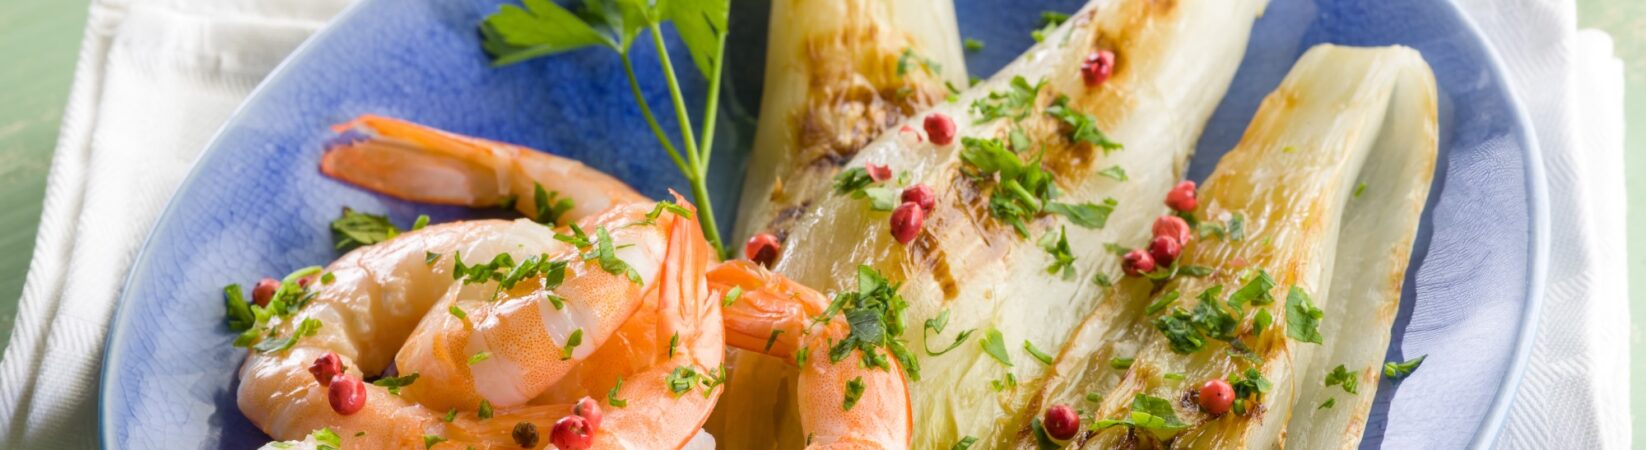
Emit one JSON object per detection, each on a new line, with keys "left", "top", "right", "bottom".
{"left": 1037, "top": 226, "right": 1077, "bottom": 280}
{"left": 480, "top": 0, "right": 618, "bottom": 65}
{"left": 1092, "top": 394, "right": 1188, "bottom": 440}
{"left": 1325, "top": 365, "right": 1359, "bottom": 394}
{"left": 664, "top": 0, "right": 730, "bottom": 77}
{"left": 1024, "top": 340, "right": 1055, "bottom": 365}
{"left": 560, "top": 328, "right": 583, "bottom": 360}
{"left": 1098, "top": 165, "right": 1128, "bottom": 181}
{"left": 531, "top": 183, "right": 576, "bottom": 226}
{"left": 843, "top": 376, "right": 866, "bottom": 411}
{"left": 923, "top": 309, "right": 974, "bottom": 356}
{"left": 970, "top": 76, "right": 1042, "bottom": 124}
{"left": 979, "top": 328, "right": 1012, "bottom": 367}
{"left": 1228, "top": 269, "right": 1277, "bottom": 308}
{"left": 331, "top": 208, "right": 400, "bottom": 251}
{"left": 1046, "top": 95, "right": 1123, "bottom": 153}
{"left": 1384, "top": 355, "right": 1426, "bottom": 380}
{"left": 1045, "top": 198, "right": 1117, "bottom": 229}
{"left": 253, "top": 318, "right": 322, "bottom": 354}
{"left": 223, "top": 284, "right": 254, "bottom": 331}
{"left": 1285, "top": 286, "right": 1325, "bottom": 344}
{"left": 1153, "top": 308, "right": 1205, "bottom": 354}
{"left": 373, "top": 373, "right": 420, "bottom": 396}
{"left": 607, "top": 376, "right": 628, "bottom": 407}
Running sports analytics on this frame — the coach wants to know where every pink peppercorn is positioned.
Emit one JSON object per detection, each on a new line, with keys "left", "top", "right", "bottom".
{"left": 1166, "top": 181, "right": 1198, "bottom": 212}
{"left": 1153, "top": 215, "right": 1192, "bottom": 245}
{"left": 309, "top": 352, "right": 345, "bottom": 385}
{"left": 900, "top": 184, "right": 936, "bottom": 212}
{"left": 251, "top": 277, "right": 279, "bottom": 307}
{"left": 551, "top": 415, "right": 595, "bottom": 449}
{"left": 327, "top": 373, "right": 367, "bottom": 415}
{"left": 1198, "top": 378, "right": 1235, "bottom": 416}
{"left": 573, "top": 396, "right": 603, "bottom": 431}
{"left": 1043, "top": 404, "right": 1080, "bottom": 440}
{"left": 1082, "top": 50, "right": 1116, "bottom": 87}
{"left": 745, "top": 233, "right": 781, "bottom": 268}
{"left": 1122, "top": 249, "right": 1155, "bottom": 277}
{"left": 923, "top": 113, "right": 957, "bottom": 146}
{"left": 1149, "top": 236, "right": 1182, "bottom": 267}
{"left": 866, "top": 164, "right": 893, "bottom": 182}
{"left": 890, "top": 202, "right": 926, "bottom": 244}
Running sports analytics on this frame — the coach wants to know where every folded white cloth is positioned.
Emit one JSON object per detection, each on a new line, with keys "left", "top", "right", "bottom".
{"left": 1454, "top": 0, "right": 1632, "bottom": 447}
{"left": 0, "top": 0, "right": 351, "bottom": 448}
{"left": 0, "top": 0, "right": 1625, "bottom": 448}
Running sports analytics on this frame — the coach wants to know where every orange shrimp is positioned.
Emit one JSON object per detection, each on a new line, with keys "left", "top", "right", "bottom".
{"left": 709, "top": 261, "right": 914, "bottom": 449}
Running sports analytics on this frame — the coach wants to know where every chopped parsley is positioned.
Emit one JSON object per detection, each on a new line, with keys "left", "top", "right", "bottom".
{"left": 951, "top": 436, "right": 979, "bottom": 450}
{"left": 964, "top": 38, "right": 984, "bottom": 52}
{"left": 923, "top": 309, "right": 974, "bottom": 356}
{"left": 531, "top": 183, "right": 576, "bottom": 226}
{"left": 560, "top": 328, "right": 583, "bottom": 360}
{"left": 1030, "top": 11, "right": 1071, "bottom": 43}
{"left": 970, "top": 76, "right": 1042, "bottom": 124}
{"left": 832, "top": 167, "right": 876, "bottom": 195}
{"left": 1285, "top": 286, "right": 1325, "bottom": 344}
{"left": 1024, "top": 340, "right": 1055, "bottom": 365}
{"left": 424, "top": 251, "right": 440, "bottom": 266}
{"left": 422, "top": 434, "right": 446, "bottom": 449}
{"left": 223, "top": 284, "right": 254, "bottom": 331}
{"left": 1228, "top": 269, "right": 1277, "bottom": 308}
{"left": 1092, "top": 394, "right": 1188, "bottom": 440}
{"left": 816, "top": 266, "right": 919, "bottom": 380}
{"left": 478, "top": 399, "right": 494, "bottom": 419}
{"left": 896, "top": 48, "right": 941, "bottom": 77}
{"left": 372, "top": 373, "right": 420, "bottom": 396}
{"left": 607, "top": 376, "right": 628, "bottom": 407}
{"left": 448, "top": 305, "right": 468, "bottom": 320}
{"left": 1153, "top": 309, "right": 1205, "bottom": 354}
{"left": 1227, "top": 368, "right": 1271, "bottom": 415}
{"left": 1325, "top": 365, "right": 1359, "bottom": 394}
{"left": 1227, "top": 213, "right": 1246, "bottom": 241}
{"left": 721, "top": 286, "right": 742, "bottom": 307}
{"left": 1109, "top": 356, "right": 1134, "bottom": 370}
{"left": 1086, "top": 392, "right": 1103, "bottom": 403}
{"left": 1189, "top": 286, "right": 1239, "bottom": 340}
{"left": 1093, "top": 272, "right": 1113, "bottom": 287}
{"left": 588, "top": 227, "right": 643, "bottom": 284}
{"left": 310, "top": 427, "right": 341, "bottom": 450}
{"left": 1384, "top": 355, "right": 1427, "bottom": 380}
{"left": 1319, "top": 398, "right": 1336, "bottom": 409}
{"left": 330, "top": 208, "right": 400, "bottom": 251}
{"left": 764, "top": 329, "right": 783, "bottom": 352}
{"left": 1354, "top": 182, "right": 1367, "bottom": 198}
{"left": 1046, "top": 95, "right": 1123, "bottom": 153}
{"left": 1038, "top": 226, "right": 1077, "bottom": 280}
{"left": 665, "top": 366, "right": 699, "bottom": 395}
{"left": 1178, "top": 265, "right": 1214, "bottom": 277}
{"left": 253, "top": 318, "right": 322, "bottom": 354}
{"left": 843, "top": 376, "right": 866, "bottom": 411}
{"left": 668, "top": 332, "right": 680, "bottom": 358}
{"left": 443, "top": 408, "right": 458, "bottom": 422}
{"left": 467, "top": 351, "right": 492, "bottom": 365}
{"left": 1044, "top": 198, "right": 1117, "bottom": 229}
{"left": 978, "top": 328, "right": 1012, "bottom": 367}
{"left": 1098, "top": 165, "right": 1128, "bottom": 181}
{"left": 1145, "top": 290, "right": 1181, "bottom": 315}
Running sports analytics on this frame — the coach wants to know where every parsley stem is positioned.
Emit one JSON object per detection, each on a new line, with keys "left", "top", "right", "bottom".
{"left": 621, "top": 55, "right": 690, "bottom": 174}
{"left": 695, "top": 29, "right": 728, "bottom": 175}
{"left": 648, "top": 24, "right": 703, "bottom": 169}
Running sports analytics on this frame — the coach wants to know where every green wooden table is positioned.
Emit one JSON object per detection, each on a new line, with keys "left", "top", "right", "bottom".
{"left": 0, "top": 0, "right": 1640, "bottom": 437}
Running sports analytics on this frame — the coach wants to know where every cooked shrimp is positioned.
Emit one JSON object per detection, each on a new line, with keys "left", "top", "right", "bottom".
{"left": 320, "top": 114, "right": 647, "bottom": 221}
{"left": 709, "top": 261, "right": 913, "bottom": 449}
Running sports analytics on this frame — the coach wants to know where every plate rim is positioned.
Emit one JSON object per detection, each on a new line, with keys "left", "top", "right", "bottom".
{"left": 1429, "top": 0, "right": 1551, "bottom": 447}
{"left": 94, "top": 0, "right": 1552, "bottom": 447}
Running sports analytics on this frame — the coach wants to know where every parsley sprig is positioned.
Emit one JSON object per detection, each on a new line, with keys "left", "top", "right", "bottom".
{"left": 481, "top": 0, "right": 731, "bottom": 256}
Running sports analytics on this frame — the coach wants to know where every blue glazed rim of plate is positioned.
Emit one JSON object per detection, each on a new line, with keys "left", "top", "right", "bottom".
{"left": 1434, "top": 0, "right": 1551, "bottom": 447}
{"left": 96, "top": 0, "right": 1551, "bottom": 447}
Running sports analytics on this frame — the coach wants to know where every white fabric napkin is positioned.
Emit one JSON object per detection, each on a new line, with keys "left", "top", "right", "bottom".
{"left": 0, "top": 0, "right": 1625, "bottom": 448}
{"left": 1455, "top": 0, "right": 1632, "bottom": 448}
{"left": 0, "top": 0, "right": 352, "bottom": 447}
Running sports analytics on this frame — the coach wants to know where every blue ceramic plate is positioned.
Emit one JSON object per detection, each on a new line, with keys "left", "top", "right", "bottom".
{"left": 100, "top": 0, "right": 1546, "bottom": 448}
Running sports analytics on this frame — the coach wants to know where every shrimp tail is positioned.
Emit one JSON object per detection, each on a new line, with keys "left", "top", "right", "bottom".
{"left": 320, "top": 115, "right": 646, "bottom": 222}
